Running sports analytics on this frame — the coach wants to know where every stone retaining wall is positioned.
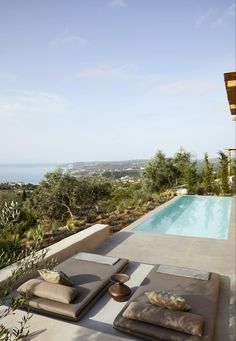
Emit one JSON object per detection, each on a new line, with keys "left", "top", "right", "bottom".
{"left": 0, "top": 224, "right": 110, "bottom": 290}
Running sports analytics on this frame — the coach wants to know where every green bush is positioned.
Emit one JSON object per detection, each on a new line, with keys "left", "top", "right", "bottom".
{"left": 67, "top": 219, "right": 85, "bottom": 229}
{"left": 0, "top": 238, "right": 22, "bottom": 269}
{"left": 196, "top": 186, "right": 205, "bottom": 195}
{"left": 15, "top": 219, "right": 37, "bottom": 238}
{"left": 86, "top": 211, "right": 98, "bottom": 223}
{"left": 97, "top": 199, "right": 115, "bottom": 214}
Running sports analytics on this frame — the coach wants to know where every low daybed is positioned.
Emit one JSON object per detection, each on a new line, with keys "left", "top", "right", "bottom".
{"left": 113, "top": 264, "right": 220, "bottom": 341}
{"left": 18, "top": 252, "right": 128, "bottom": 321}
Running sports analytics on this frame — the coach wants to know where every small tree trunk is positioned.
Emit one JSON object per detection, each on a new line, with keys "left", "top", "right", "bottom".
{"left": 61, "top": 203, "right": 74, "bottom": 219}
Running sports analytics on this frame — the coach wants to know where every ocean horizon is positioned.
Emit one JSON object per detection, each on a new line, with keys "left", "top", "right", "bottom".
{"left": 0, "top": 164, "right": 61, "bottom": 184}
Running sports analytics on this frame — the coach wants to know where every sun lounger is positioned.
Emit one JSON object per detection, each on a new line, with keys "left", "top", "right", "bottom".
{"left": 113, "top": 264, "right": 220, "bottom": 341}
{"left": 18, "top": 252, "right": 128, "bottom": 321}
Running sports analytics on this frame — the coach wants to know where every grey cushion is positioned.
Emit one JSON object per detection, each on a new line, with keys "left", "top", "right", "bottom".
{"left": 157, "top": 264, "right": 210, "bottom": 281}
{"left": 74, "top": 252, "right": 120, "bottom": 265}
{"left": 17, "top": 279, "right": 79, "bottom": 304}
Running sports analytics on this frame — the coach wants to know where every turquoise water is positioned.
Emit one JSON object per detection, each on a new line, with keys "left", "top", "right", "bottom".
{"left": 134, "top": 195, "right": 232, "bottom": 239}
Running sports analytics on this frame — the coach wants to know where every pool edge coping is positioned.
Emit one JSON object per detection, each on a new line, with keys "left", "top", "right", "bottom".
{"left": 123, "top": 195, "right": 180, "bottom": 232}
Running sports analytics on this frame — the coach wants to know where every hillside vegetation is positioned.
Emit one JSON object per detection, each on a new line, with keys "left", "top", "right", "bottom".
{"left": 0, "top": 149, "right": 235, "bottom": 269}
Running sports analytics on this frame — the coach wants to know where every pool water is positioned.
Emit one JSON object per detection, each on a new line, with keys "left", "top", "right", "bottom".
{"left": 134, "top": 195, "right": 232, "bottom": 239}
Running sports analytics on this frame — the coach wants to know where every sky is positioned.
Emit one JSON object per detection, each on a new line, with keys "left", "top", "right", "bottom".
{"left": 0, "top": 0, "right": 235, "bottom": 163}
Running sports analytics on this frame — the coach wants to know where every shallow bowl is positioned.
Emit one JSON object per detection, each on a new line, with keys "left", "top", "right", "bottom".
{"left": 110, "top": 273, "right": 130, "bottom": 284}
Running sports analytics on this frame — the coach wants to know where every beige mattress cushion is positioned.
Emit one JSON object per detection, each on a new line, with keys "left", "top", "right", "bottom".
{"left": 17, "top": 279, "right": 79, "bottom": 304}
{"left": 122, "top": 296, "right": 204, "bottom": 336}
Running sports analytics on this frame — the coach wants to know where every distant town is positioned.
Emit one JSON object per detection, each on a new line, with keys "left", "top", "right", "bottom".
{"left": 62, "top": 158, "right": 223, "bottom": 183}
{"left": 62, "top": 159, "right": 148, "bottom": 183}
{"left": 0, "top": 157, "right": 229, "bottom": 187}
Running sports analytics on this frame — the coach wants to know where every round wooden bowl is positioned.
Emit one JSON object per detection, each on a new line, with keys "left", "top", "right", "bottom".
{"left": 110, "top": 273, "right": 130, "bottom": 285}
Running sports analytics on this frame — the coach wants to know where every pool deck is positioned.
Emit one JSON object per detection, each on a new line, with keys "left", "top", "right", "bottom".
{"left": 111, "top": 195, "right": 235, "bottom": 276}
{"left": 1, "top": 197, "right": 235, "bottom": 340}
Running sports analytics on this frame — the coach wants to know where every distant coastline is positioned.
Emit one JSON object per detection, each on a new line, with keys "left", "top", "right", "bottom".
{"left": 0, "top": 157, "right": 226, "bottom": 185}
{"left": 0, "top": 163, "right": 59, "bottom": 167}
{"left": 0, "top": 164, "right": 59, "bottom": 184}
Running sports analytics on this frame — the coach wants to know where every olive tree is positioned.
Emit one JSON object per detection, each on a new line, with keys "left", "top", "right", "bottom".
{"left": 173, "top": 148, "right": 192, "bottom": 184}
{"left": 0, "top": 234, "right": 54, "bottom": 341}
{"left": 26, "top": 169, "right": 112, "bottom": 221}
{"left": 143, "top": 150, "right": 177, "bottom": 193}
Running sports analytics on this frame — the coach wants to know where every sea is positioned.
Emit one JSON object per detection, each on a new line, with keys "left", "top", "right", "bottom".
{"left": 0, "top": 164, "right": 61, "bottom": 184}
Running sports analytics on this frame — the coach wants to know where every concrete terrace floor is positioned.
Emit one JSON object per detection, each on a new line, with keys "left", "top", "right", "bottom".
{"left": 2, "top": 197, "right": 236, "bottom": 341}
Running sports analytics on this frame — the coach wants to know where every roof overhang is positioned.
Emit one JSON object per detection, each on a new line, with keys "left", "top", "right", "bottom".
{"left": 224, "top": 72, "right": 236, "bottom": 117}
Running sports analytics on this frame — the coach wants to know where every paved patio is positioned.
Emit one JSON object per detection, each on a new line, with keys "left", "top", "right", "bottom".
{"left": 1, "top": 198, "right": 235, "bottom": 340}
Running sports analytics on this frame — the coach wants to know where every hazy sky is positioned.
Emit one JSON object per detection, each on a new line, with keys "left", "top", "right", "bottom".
{"left": 0, "top": 0, "right": 235, "bottom": 163}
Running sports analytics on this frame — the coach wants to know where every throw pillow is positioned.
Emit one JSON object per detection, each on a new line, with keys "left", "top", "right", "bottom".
{"left": 18, "top": 279, "right": 79, "bottom": 304}
{"left": 145, "top": 290, "right": 191, "bottom": 311}
{"left": 38, "top": 269, "right": 74, "bottom": 287}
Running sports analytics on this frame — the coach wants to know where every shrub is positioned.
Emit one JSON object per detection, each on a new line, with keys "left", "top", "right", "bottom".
{"left": 202, "top": 153, "right": 214, "bottom": 193}
{"left": 196, "top": 187, "right": 205, "bottom": 195}
{"left": 15, "top": 218, "right": 37, "bottom": 238}
{"left": 0, "top": 201, "right": 20, "bottom": 232}
{"left": 67, "top": 219, "right": 85, "bottom": 230}
{"left": 86, "top": 211, "right": 98, "bottom": 223}
{"left": 0, "top": 238, "right": 22, "bottom": 269}
{"left": 218, "top": 151, "right": 230, "bottom": 194}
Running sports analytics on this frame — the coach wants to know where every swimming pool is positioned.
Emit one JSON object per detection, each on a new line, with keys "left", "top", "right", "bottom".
{"left": 134, "top": 195, "right": 232, "bottom": 239}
